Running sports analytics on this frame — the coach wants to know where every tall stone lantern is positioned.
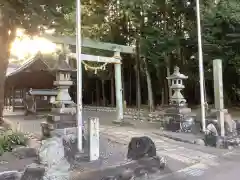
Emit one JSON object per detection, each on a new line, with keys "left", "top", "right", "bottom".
{"left": 41, "top": 55, "right": 77, "bottom": 136}
{"left": 165, "top": 66, "right": 194, "bottom": 132}
{"left": 166, "top": 66, "right": 188, "bottom": 107}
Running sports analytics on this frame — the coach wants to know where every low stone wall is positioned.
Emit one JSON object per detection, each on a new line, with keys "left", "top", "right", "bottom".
{"left": 83, "top": 106, "right": 166, "bottom": 123}
{"left": 83, "top": 106, "right": 116, "bottom": 112}
{"left": 123, "top": 108, "right": 165, "bottom": 122}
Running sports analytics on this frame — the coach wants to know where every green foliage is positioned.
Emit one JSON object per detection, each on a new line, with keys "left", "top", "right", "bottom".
{"left": 0, "top": 130, "right": 27, "bottom": 155}
{"left": 2, "top": 0, "right": 75, "bottom": 34}
{"left": 201, "top": 0, "right": 240, "bottom": 103}
{"left": 3, "top": 0, "right": 240, "bottom": 105}
{"left": 63, "top": 0, "right": 240, "bottom": 105}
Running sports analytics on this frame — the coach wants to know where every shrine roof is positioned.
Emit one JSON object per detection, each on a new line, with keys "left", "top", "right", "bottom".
{"left": 6, "top": 52, "right": 75, "bottom": 77}
{"left": 6, "top": 63, "right": 21, "bottom": 75}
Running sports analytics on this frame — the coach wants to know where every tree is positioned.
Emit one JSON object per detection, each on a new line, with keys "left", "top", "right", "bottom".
{"left": 202, "top": 0, "right": 240, "bottom": 105}
{"left": 0, "top": 0, "right": 75, "bottom": 120}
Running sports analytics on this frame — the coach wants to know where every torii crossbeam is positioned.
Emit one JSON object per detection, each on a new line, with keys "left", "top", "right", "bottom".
{"left": 41, "top": 34, "right": 135, "bottom": 54}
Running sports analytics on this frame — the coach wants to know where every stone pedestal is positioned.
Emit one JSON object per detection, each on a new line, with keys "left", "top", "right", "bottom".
{"left": 165, "top": 106, "right": 195, "bottom": 132}
{"left": 41, "top": 113, "right": 77, "bottom": 138}
{"left": 47, "top": 114, "right": 76, "bottom": 130}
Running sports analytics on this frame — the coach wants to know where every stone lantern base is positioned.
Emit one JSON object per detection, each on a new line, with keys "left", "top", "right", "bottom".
{"left": 165, "top": 106, "right": 192, "bottom": 115}
{"left": 41, "top": 112, "right": 77, "bottom": 137}
{"left": 164, "top": 105, "right": 196, "bottom": 132}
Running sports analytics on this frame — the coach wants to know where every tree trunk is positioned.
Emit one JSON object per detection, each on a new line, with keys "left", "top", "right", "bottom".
{"left": 163, "top": 1, "right": 171, "bottom": 104}
{"left": 143, "top": 58, "right": 154, "bottom": 112}
{"left": 136, "top": 39, "right": 141, "bottom": 110}
{"left": 0, "top": 24, "right": 13, "bottom": 122}
{"left": 163, "top": 68, "right": 169, "bottom": 104}
{"left": 129, "top": 69, "right": 132, "bottom": 105}
{"left": 111, "top": 76, "right": 114, "bottom": 107}
{"left": 165, "top": 54, "right": 171, "bottom": 101}
{"left": 166, "top": 66, "right": 171, "bottom": 97}
{"left": 161, "top": 88, "right": 164, "bottom": 106}
{"left": 96, "top": 80, "right": 100, "bottom": 106}
{"left": 101, "top": 80, "right": 106, "bottom": 106}
{"left": 121, "top": 65, "right": 126, "bottom": 106}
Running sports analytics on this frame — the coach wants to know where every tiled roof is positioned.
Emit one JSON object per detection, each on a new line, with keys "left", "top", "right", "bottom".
{"left": 6, "top": 52, "right": 75, "bottom": 77}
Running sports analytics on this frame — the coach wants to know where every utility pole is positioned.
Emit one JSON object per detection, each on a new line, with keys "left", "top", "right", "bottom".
{"left": 196, "top": 0, "right": 206, "bottom": 132}
{"left": 76, "top": 0, "right": 83, "bottom": 151}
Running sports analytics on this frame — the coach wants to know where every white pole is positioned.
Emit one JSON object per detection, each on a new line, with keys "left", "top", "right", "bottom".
{"left": 76, "top": 0, "right": 83, "bottom": 151}
{"left": 196, "top": 0, "right": 206, "bottom": 132}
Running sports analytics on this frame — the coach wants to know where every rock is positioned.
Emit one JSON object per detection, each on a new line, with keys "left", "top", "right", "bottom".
{"left": 194, "top": 139, "right": 205, "bottom": 146}
{"left": 39, "top": 136, "right": 70, "bottom": 180}
{"left": 102, "top": 176, "right": 117, "bottom": 180}
{"left": 62, "top": 134, "right": 78, "bottom": 163}
{"left": 159, "top": 127, "right": 164, "bottom": 131}
{"left": 41, "top": 122, "right": 51, "bottom": 138}
{"left": 205, "top": 133, "right": 218, "bottom": 147}
{"left": 216, "top": 136, "right": 229, "bottom": 149}
{"left": 119, "top": 168, "right": 134, "bottom": 180}
{"left": 159, "top": 156, "right": 167, "bottom": 169}
{"left": 0, "top": 171, "right": 21, "bottom": 180}
{"left": 62, "top": 131, "right": 87, "bottom": 161}
{"left": 127, "top": 136, "right": 156, "bottom": 160}
{"left": 12, "top": 147, "right": 37, "bottom": 159}
{"left": 133, "top": 167, "right": 146, "bottom": 177}
{"left": 27, "top": 138, "right": 41, "bottom": 149}
{"left": 0, "top": 152, "right": 18, "bottom": 162}
{"left": 20, "top": 163, "right": 45, "bottom": 180}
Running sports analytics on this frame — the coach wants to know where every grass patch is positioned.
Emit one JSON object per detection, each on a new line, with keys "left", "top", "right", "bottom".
{"left": 0, "top": 130, "right": 27, "bottom": 155}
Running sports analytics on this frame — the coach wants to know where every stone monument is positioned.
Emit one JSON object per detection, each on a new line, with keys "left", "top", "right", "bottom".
{"left": 41, "top": 53, "right": 77, "bottom": 137}
{"left": 165, "top": 66, "right": 195, "bottom": 132}
{"left": 88, "top": 117, "right": 100, "bottom": 161}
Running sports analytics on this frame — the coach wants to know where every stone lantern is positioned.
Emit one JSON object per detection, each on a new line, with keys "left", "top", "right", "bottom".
{"left": 41, "top": 55, "right": 77, "bottom": 136}
{"left": 51, "top": 58, "right": 76, "bottom": 113}
{"left": 166, "top": 66, "right": 188, "bottom": 106}
{"left": 165, "top": 66, "right": 194, "bottom": 132}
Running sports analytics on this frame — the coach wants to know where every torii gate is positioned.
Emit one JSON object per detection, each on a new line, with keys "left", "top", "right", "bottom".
{"left": 41, "top": 34, "right": 135, "bottom": 151}
{"left": 41, "top": 1, "right": 135, "bottom": 153}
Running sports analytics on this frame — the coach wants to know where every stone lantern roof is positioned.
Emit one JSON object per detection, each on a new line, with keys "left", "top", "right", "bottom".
{"left": 51, "top": 54, "right": 75, "bottom": 72}
{"left": 166, "top": 66, "right": 188, "bottom": 80}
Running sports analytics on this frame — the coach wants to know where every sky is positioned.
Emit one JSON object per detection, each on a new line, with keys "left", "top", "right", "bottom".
{"left": 10, "top": 29, "right": 58, "bottom": 61}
